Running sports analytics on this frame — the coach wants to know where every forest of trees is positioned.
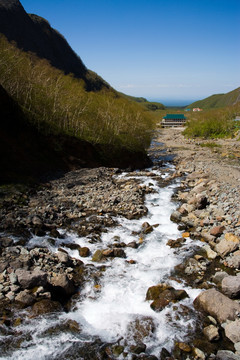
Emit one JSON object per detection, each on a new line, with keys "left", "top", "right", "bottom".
{"left": 0, "top": 35, "right": 155, "bottom": 153}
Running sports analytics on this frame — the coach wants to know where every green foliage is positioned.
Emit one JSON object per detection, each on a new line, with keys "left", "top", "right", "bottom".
{"left": 0, "top": 35, "right": 155, "bottom": 152}
{"left": 187, "top": 87, "right": 240, "bottom": 109}
{"left": 118, "top": 92, "right": 165, "bottom": 111}
{"left": 199, "top": 142, "right": 222, "bottom": 148}
{"left": 183, "top": 105, "right": 240, "bottom": 139}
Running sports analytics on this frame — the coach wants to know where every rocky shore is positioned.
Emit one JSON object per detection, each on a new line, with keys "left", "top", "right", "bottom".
{"left": 0, "top": 128, "right": 240, "bottom": 359}
{"left": 155, "top": 128, "right": 240, "bottom": 359}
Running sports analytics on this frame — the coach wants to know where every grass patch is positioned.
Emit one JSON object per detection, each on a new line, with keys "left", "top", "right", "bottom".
{"left": 199, "top": 142, "right": 222, "bottom": 148}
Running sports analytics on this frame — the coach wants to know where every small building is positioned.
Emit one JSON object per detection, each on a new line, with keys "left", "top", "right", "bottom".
{"left": 193, "top": 108, "right": 203, "bottom": 112}
{"left": 161, "top": 114, "right": 186, "bottom": 128}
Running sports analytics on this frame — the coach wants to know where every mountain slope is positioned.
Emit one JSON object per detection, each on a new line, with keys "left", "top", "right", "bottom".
{"left": 0, "top": 0, "right": 109, "bottom": 91}
{"left": 188, "top": 87, "right": 240, "bottom": 109}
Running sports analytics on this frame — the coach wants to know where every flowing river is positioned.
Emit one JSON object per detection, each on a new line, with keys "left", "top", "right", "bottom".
{"left": 0, "top": 145, "right": 202, "bottom": 359}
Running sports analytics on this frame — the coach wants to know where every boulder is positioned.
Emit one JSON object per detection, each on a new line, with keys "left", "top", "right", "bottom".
{"left": 225, "top": 319, "right": 240, "bottom": 344}
{"left": 211, "top": 271, "right": 229, "bottom": 285}
{"left": 127, "top": 316, "right": 155, "bottom": 342}
{"left": 193, "top": 289, "right": 240, "bottom": 324}
{"left": 215, "top": 233, "right": 240, "bottom": 258}
{"left": 225, "top": 251, "right": 240, "bottom": 269}
{"left": 56, "top": 251, "right": 71, "bottom": 264}
{"left": 15, "top": 268, "right": 48, "bottom": 289}
{"left": 203, "top": 324, "right": 220, "bottom": 341}
{"left": 215, "top": 350, "right": 240, "bottom": 360}
{"left": 50, "top": 273, "right": 75, "bottom": 296}
{"left": 15, "top": 290, "right": 35, "bottom": 306}
{"left": 31, "top": 299, "right": 62, "bottom": 317}
{"left": 222, "top": 274, "right": 240, "bottom": 298}
{"left": 79, "top": 247, "right": 90, "bottom": 257}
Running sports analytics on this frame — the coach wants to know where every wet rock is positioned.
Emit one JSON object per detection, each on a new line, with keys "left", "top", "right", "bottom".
{"left": 130, "top": 342, "right": 146, "bottom": 354}
{"left": 31, "top": 299, "right": 62, "bottom": 317}
{"left": 50, "top": 273, "right": 75, "bottom": 296}
{"left": 92, "top": 250, "right": 104, "bottom": 262}
{"left": 222, "top": 274, "right": 240, "bottom": 298}
{"left": 141, "top": 222, "right": 153, "bottom": 234}
{"left": 170, "top": 211, "right": 182, "bottom": 223}
{"left": 215, "top": 350, "right": 240, "bottom": 360}
{"left": 127, "top": 241, "right": 139, "bottom": 249}
{"left": 194, "top": 289, "right": 240, "bottom": 323}
{"left": 167, "top": 237, "right": 186, "bottom": 248}
{"left": 49, "top": 228, "right": 61, "bottom": 238}
{"left": 79, "top": 247, "right": 90, "bottom": 257}
{"left": 15, "top": 290, "right": 35, "bottom": 306}
{"left": 56, "top": 250, "right": 71, "bottom": 264}
{"left": 150, "top": 298, "right": 170, "bottom": 312}
{"left": 127, "top": 316, "right": 155, "bottom": 342}
{"left": 15, "top": 268, "right": 47, "bottom": 289}
{"left": 203, "top": 325, "right": 220, "bottom": 342}
{"left": 0, "top": 237, "right": 13, "bottom": 247}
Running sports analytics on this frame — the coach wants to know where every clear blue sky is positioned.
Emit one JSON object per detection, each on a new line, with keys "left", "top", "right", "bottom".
{"left": 21, "top": 0, "right": 240, "bottom": 105}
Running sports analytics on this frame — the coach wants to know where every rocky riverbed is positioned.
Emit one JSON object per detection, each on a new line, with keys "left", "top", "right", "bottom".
{"left": 0, "top": 129, "right": 240, "bottom": 359}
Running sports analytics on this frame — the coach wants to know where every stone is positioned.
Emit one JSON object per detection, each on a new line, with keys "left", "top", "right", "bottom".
{"left": 0, "top": 237, "right": 13, "bottom": 247}
{"left": 203, "top": 244, "right": 217, "bottom": 260}
{"left": 127, "top": 316, "right": 155, "bottom": 342}
{"left": 193, "top": 289, "right": 240, "bottom": 324}
{"left": 203, "top": 325, "right": 220, "bottom": 341}
{"left": 50, "top": 273, "right": 75, "bottom": 296}
{"left": 15, "top": 269, "right": 48, "bottom": 289}
{"left": 225, "top": 251, "right": 240, "bottom": 269}
{"left": 127, "top": 241, "right": 138, "bottom": 249}
{"left": 170, "top": 211, "right": 182, "bottom": 223}
{"left": 193, "top": 347, "right": 205, "bottom": 359}
{"left": 15, "top": 290, "right": 35, "bottom": 306}
{"left": 79, "top": 247, "right": 90, "bottom": 257}
{"left": 215, "top": 350, "right": 240, "bottom": 360}
{"left": 57, "top": 251, "right": 70, "bottom": 264}
{"left": 9, "top": 272, "right": 18, "bottom": 285}
{"left": 31, "top": 299, "right": 62, "bottom": 317}
{"left": 150, "top": 298, "right": 170, "bottom": 312}
{"left": 212, "top": 271, "right": 229, "bottom": 284}
{"left": 130, "top": 342, "right": 146, "bottom": 354}
{"left": 215, "top": 233, "right": 240, "bottom": 258}
{"left": 225, "top": 320, "right": 240, "bottom": 343}
{"left": 141, "top": 222, "right": 153, "bottom": 234}
{"left": 92, "top": 250, "right": 104, "bottom": 262}
{"left": 222, "top": 275, "right": 240, "bottom": 298}
{"left": 210, "top": 226, "right": 225, "bottom": 237}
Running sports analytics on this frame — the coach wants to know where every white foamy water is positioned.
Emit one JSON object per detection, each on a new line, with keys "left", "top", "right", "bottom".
{"left": 0, "top": 168, "right": 202, "bottom": 359}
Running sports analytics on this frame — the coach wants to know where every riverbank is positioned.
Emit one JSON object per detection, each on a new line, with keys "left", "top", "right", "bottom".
{"left": 0, "top": 129, "right": 240, "bottom": 359}
{"left": 155, "top": 128, "right": 240, "bottom": 359}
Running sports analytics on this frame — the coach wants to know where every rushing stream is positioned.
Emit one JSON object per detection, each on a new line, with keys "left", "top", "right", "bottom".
{"left": 0, "top": 161, "right": 202, "bottom": 360}
{"left": 0, "top": 136, "right": 205, "bottom": 359}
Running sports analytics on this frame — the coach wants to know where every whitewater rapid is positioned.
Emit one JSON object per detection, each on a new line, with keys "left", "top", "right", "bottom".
{"left": 1, "top": 166, "right": 201, "bottom": 359}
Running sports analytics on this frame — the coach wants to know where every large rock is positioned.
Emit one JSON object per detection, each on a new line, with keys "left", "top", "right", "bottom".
{"left": 193, "top": 289, "right": 240, "bottom": 324}
{"left": 15, "top": 290, "right": 35, "bottom": 306}
{"left": 215, "top": 233, "right": 240, "bottom": 258}
{"left": 215, "top": 350, "right": 240, "bottom": 360}
{"left": 225, "top": 319, "right": 240, "bottom": 344}
{"left": 50, "top": 273, "right": 75, "bottom": 296}
{"left": 222, "top": 274, "right": 240, "bottom": 298}
{"left": 31, "top": 299, "right": 62, "bottom": 317}
{"left": 15, "top": 268, "right": 48, "bottom": 289}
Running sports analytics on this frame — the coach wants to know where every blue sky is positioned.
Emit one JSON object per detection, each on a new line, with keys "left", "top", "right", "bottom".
{"left": 21, "top": 0, "right": 240, "bottom": 105}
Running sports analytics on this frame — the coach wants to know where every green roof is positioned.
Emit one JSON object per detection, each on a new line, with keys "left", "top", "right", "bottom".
{"left": 163, "top": 114, "right": 186, "bottom": 120}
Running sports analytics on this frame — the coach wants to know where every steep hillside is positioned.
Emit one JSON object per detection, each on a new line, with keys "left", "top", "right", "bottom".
{"left": 0, "top": 0, "right": 109, "bottom": 91}
{"left": 188, "top": 87, "right": 240, "bottom": 109}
